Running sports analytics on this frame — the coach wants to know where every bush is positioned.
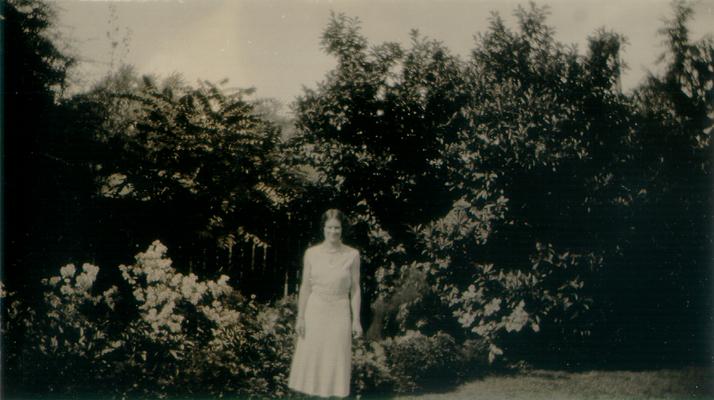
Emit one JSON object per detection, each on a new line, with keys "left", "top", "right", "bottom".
{"left": 3, "top": 242, "right": 482, "bottom": 399}
{"left": 384, "top": 330, "right": 465, "bottom": 394}
{"left": 353, "top": 331, "right": 473, "bottom": 397}
{"left": 110, "top": 241, "right": 240, "bottom": 398}
{"left": 352, "top": 338, "right": 394, "bottom": 397}
{"left": 190, "top": 295, "right": 297, "bottom": 398}
{"left": 8, "top": 263, "right": 121, "bottom": 397}
{"left": 3, "top": 242, "right": 299, "bottom": 399}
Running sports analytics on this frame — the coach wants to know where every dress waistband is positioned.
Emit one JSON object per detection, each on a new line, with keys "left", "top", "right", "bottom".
{"left": 311, "top": 287, "right": 348, "bottom": 300}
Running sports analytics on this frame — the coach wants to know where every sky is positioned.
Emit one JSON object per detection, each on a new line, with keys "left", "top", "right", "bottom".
{"left": 53, "top": 0, "right": 714, "bottom": 107}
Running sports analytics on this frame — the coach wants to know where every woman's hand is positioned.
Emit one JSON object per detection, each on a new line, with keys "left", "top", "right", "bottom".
{"left": 352, "top": 320, "right": 363, "bottom": 339}
{"left": 296, "top": 318, "right": 305, "bottom": 338}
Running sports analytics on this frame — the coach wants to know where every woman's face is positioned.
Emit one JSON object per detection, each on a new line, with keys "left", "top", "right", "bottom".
{"left": 323, "top": 218, "right": 342, "bottom": 244}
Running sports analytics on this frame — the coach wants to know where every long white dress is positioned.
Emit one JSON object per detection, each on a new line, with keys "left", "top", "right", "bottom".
{"left": 288, "top": 244, "right": 360, "bottom": 398}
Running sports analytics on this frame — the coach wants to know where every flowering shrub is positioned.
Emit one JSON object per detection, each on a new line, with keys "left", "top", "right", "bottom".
{"left": 4, "top": 263, "right": 121, "bottom": 396}
{"left": 383, "top": 330, "right": 465, "bottom": 394}
{"left": 352, "top": 331, "right": 469, "bottom": 397}
{"left": 443, "top": 243, "right": 601, "bottom": 364}
{"left": 2, "top": 242, "right": 286, "bottom": 398}
{"left": 403, "top": 196, "right": 602, "bottom": 364}
{"left": 3, "top": 241, "right": 475, "bottom": 398}
{"left": 111, "top": 241, "right": 241, "bottom": 397}
{"left": 190, "top": 295, "right": 298, "bottom": 398}
{"left": 352, "top": 338, "right": 394, "bottom": 396}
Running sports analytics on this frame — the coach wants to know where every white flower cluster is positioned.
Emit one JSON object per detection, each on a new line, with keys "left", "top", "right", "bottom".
{"left": 43, "top": 262, "right": 118, "bottom": 310}
{"left": 447, "top": 264, "right": 537, "bottom": 364}
{"left": 39, "top": 262, "right": 119, "bottom": 358}
{"left": 119, "top": 240, "right": 239, "bottom": 337}
{"left": 503, "top": 300, "right": 529, "bottom": 333}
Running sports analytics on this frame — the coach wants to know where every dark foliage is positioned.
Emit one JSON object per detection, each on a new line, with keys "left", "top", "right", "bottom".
{"left": 2, "top": 0, "right": 712, "bottom": 397}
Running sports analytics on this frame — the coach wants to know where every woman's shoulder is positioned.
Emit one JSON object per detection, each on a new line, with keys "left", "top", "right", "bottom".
{"left": 342, "top": 244, "right": 360, "bottom": 256}
{"left": 305, "top": 244, "right": 321, "bottom": 256}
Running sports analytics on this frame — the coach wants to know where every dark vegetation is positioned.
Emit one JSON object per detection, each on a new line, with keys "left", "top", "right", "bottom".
{"left": 1, "top": 0, "right": 711, "bottom": 398}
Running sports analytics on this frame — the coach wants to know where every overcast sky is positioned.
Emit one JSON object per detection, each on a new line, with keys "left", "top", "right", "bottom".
{"left": 53, "top": 0, "right": 713, "bottom": 106}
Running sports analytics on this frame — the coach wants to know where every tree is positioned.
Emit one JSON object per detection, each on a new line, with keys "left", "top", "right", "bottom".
{"left": 292, "top": 5, "right": 648, "bottom": 366}
{"left": 71, "top": 71, "right": 296, "bottom": 290}
{"left": 607, "top": 0, "right": 713, "bottom": 365}
{"left": 290, "top": 15, "right": 474, "bottom": 326}
{"left": 405, "top": 4, "right": 639, "bottom": 365}
{"left": 2, "top": 0, "right": 94, "bottom": 294}
{"left": 292, "top": 14, "right": 471, "bottom": 240}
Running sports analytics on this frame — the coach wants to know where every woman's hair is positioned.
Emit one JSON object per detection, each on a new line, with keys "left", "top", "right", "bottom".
{"left": 321, "top": 208, "right": 350, "bottom": 237}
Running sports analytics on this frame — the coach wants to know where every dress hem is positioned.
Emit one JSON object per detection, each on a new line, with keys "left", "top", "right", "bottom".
{"left": 288, "top": 385, "right": 349, "bottom": 398}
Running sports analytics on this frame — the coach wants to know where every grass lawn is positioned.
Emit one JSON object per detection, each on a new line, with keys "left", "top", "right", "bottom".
{"left": 392, "top": 366, "right": 713, "bottom": 400}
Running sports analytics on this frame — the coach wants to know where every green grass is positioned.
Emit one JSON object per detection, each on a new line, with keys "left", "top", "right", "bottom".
{"left": 392, "top": 367, "right": 713, "bottom": 400}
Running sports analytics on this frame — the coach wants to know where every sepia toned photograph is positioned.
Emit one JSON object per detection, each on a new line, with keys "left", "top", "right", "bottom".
{"left": 2, "top": 0, "right": 713, "bottom": 398}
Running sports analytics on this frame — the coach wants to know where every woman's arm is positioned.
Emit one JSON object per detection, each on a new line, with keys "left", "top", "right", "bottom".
{"left": 350, "top": 251, "right": 362, "bottom": 338}
{"left": 296, "top": 251, "right": 312, "bottom": 337}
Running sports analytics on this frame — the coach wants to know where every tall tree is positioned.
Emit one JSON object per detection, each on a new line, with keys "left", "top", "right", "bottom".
{"left": 405, "top": 4, "right": 637, "bottom": 365}
{"left": 290, "top": 14, "right": 475, "bottom": 327}
{"left": 2, "top": 0, "right": 94, "bottom": 295}
{"left": 613, "top": 0, "right": 713, "bottom": 365}
{"left": 68, "top": 69, "right": 302, "bottom": 296}
{"left": 292, "top": 14, "right": 471, "bottom": 241}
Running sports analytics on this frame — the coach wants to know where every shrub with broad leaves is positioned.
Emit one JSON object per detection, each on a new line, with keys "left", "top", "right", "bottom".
{"left": 384, "top": 330, "right": 465, "bottom": 393}
{"left": 352, "top": 331, "right": 469, "bottom": 397}
{"left": 5, "top": 262, "right": 121, "bottom": 396}
{"left": 3, "top": 241, "right": 475, "bottom": 398}
{"left": 352, "top": 338, "right": 394, "bottom": 397}
{"left": 3, "top": 242, "right": 301, "bottom": 399}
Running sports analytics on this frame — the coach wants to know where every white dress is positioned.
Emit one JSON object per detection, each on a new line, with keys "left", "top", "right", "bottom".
{"left": 288, "top": 244, "right": 360, "bottom": 398}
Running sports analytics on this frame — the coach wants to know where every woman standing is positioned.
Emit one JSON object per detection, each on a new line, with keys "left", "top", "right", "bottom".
{"left": 288, "top": 209, "right": 362, "bottom": 398}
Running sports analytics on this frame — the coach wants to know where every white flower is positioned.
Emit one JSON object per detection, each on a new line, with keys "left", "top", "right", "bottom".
{"left": 207, "top": 280, "right": 218, "bottom": 296}
{"left": 146, "top": 268, "right": 165, "bottom": 283}
{"left": 158, "top": 301, "right": 175, "bottom": 319}
{"left": 60, "top": 264, "right": 76, "bottom": 278}
{"left": 167, "top": 320, "right": 182, "bottom": 333}
{"left": 60, "top": 285, "right": 73, "bottom": 296}
{"left": 157, "top": 258, "right": 172, "bottom": 270}
{"left": 483, "top": 298, "right": 502, "bottom": 317}
{"left": 149, "top": 240, "right": 168, "bottom": 256}
{"left": 119, "top": 265, "right": 136, "bottom": 284}
{"left": 208, "top": 275, "right": 232, "bottom": 297}
{"left": 146, "top": 308, "right": 158, "bottom": 321}
{"left": 133, "top": 288, "right": 145, "bottom": 302}
{"left": 504, "top": 300, "right": 529, "bottom": 332}
{"left": 75, "top": 271, "right": 96, "bottom": 291}
{"left": 157, "top": 288, "right": 172, "bottom": 304}
{"left": 472, "top": 321, "right": 494, "bottom": 336}
{"left": 48, "top": 295, "right": 62, "bottom": 308}
{"left": 103, "top": 287, "right": 118, "bottom": 310}
{"left": 170, "top": 274, "right": 183, "bottom": 287}
{"left": 82, "top": 263, "right": 99, "bottom": 278}
{"left": 145, "top": 288, "right": 158, "bottom": 306}
{"left": 488, "top": 344, "right": 503, "bottom": 363}
{"left": 457, "top": 311, "right": 476, "bottom": 327}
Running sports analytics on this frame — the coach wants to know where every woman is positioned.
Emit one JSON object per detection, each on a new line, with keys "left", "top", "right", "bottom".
{"left": 288, "top": 209, "right": 362, "bottom": 398}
